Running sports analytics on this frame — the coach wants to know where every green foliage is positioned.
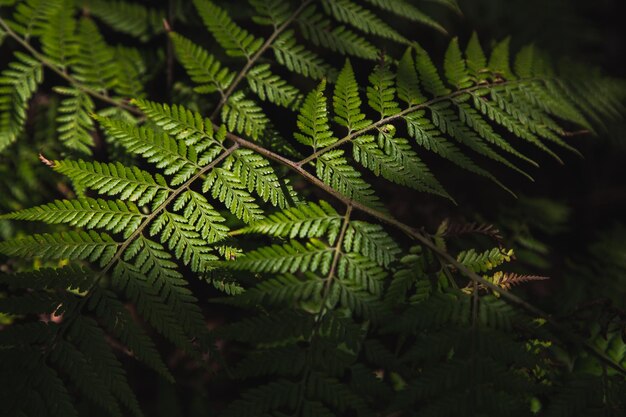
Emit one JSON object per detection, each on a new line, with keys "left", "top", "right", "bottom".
{"left": 0, "top": 1, "right": 625, "bottom": 416}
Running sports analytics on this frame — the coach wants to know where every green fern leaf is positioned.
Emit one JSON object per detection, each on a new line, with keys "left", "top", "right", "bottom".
{"left": 96, "top": 117, "right": 200, "bottom": 185}
{"left": 247, "top": 64, "right": 302, "bottom": 108}
{"left": 316, "top": 150, "right": 383, "bottom": 210}
{"left": 54, "top": 86, "right": 95, "bottom": 153}
{"left": 226, "top": 148, "right": 290, "bottom": 208}
{"left": 1, "top": 198, "right": 144, "bottom": 239}
{"left": 444, "top": 37, "right": 472, "bottom": 89}
{"left": 225, "top": 239, "right": 334, "bottom": 274}
{"left": 414, "top": 45, "right": 451, "bottom": 97}
{"left": 193, "top": 0, "right": 264, "bottom": 58}
{"left": 465, "top": 32, "right": 488, "bottom": 80}
{"left": 202, "top": 167, "right": 264, "bottom": 223}
{"left": 488, "top": 37, "right": 515, "bottom": 80}
{"left": 367, "top": 62, "right": 401, "bottom": 118}
{"left": 238, "top": 200, "right": 342, "bottom": 240}
{"left": 52, "top": 159, "right": 171, "bottom": 208}
{"left": 0, "top": 52, "right": 43, "bottom": 152}
{"left": 321, "top": 0, "right": 407, "bottom": 44}
{"left": 221, "top": 91, "right": 269, "bottom": 139}
{"left": 11, "top": 0, "right": 63, "bottom": 37}
{"left": 72, "top": 18, "right": 119, "bottom": 92}
{"left": 173, "top": 190, "right": 229, "bottom": 244}
{"left": 169, "top": 32, "right": 235, "bottom": 95}
{"left": 344, "top": 221, "right": 400, "bottom": 267}
{"left": 40, "top": 4, "right": 77, "bottom": 68}
{"left": 295, "top": 80, "right": 337, "bottom": 149}
{"left": 397, "top": 48, "right": 426, "bottom": 105}
{"left": 273, "top": 30, "right": 336, "bottom": 80}
{"left": 457, "top": 247, "right": 513, "bottom": 273}
{"left": 334, "top": 60, "right": 371, "bottom": 132}
{"left": 249, "top": 0, "right": 292, "bottom": 26}
{"left": 297, "top": 6, "right": 379, "bottom": 61}
{"left": 113, "top": 46, "right": 147, "bottom": 99}
{"left": 0, "top": 231, "right": 118, "bottom": 266}
{"left": 85, "top": 0, "right": 163, "bottom": 41}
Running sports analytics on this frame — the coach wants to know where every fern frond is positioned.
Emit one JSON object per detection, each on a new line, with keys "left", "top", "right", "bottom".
{"left": 238, "top": 200, "right": 342, "bottom": 240}
{"left": 456, "top": 247, "right": 514, "bottom": 273}
{"left": 321, "top": 0, "right": 407, "bottom": 44}
{"left": 52, "top": 159, "right": 171, "bottom": 207}
{"left": 414, "top": 46, "right": 450, "bottom": 96}
{"left": 221, "top": 91, "right": 269, "bottom": 139}
{"left": 54, "top": 86, "right": 95, "bottom": 153}
{"left": 247, "top": 64, "right": 302, "bottom": 108}
{"left": 0, "top": 231, "right": 118, "bottom": 266}
{"left": 40, "top": 4, "right": 77, "bottom": 68}
{"left": 150, "top": 211, "right": 217, "bottom": 272}
{"left": 491, "top": 271, "right": 549, "bottom": 290}
{"left": 131, "top": 99, "right": 221, "bottom": 151}
{"left": 397, "top": 48, "right": 426, "bottom": 105}
{"left": 488, "top": 37, "right": 515, "bottom": 80}
{"left": 0, "top": 52, "right": 43, "bottom": 152}
{"left": 85, "top": 0, "right": 163, "bottom": 41}
{"left": 249, "top": 0, "right": 292, "bottom": 27}
{"left": 72, "top": 18, "right": 118, "bottom": 92}
{"left": 226, "top": 239, "right": 333, "bottom": 275}
{"left": 465, "top": 32, "right": 488, "bottom": 80}
{"left": 367, "top": 61, "right": 401, "bottom": 118}
{"left": 364, "top": 0, "right": 446, "bottom": 34}
{"left": 96, "top": 117, "right": 200, "bottom": 185}
{"left": 11, "top": 0, "right": 63, "bottom": 37}
{"left": 316, "top": 150, "right": 382, "bottom": 209}
{"left": 173, "top": 190, "right": 229, "bottom": 244}
{"left": 295, "top": 80, "right": 337, "bottom": 149}
{"left": 113, "top": 46, "right": 146, "bottom": 99}
{"left": 226, "top": 148, "right": 290, "bottom": 208}
{"left": 202, "top": 167, "right": 264, "bottom": 223}
{"left": 1, "top": 198, "right": 144, "bottom": 238}
{"left": 297, "top": 6, "right": 379, "bottom": 61}
{"left": 334, "top": 60, "right": 371, "bottom": 132}
{"left": 344, "top": 221, "right": 400, "bottom": 267}
{"left": 193, "top": 0, "right": 263, "bottom": 58}
{"left": 273, "top": 30, "right": 336, "bottom": 80}
{"left": 444, "top": 37, "right": 472, "bottom": 89}
{"left": 169, "top": 32, "right": 235, "bottom": 95}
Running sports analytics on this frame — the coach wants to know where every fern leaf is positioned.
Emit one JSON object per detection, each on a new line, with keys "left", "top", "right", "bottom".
{"left": 193, "top": 0, "right": 264, "bottom": 58}
{"left": 173, "top": 190, "right": 229, "bottom": 244}
{"left": 344, "top": 221, "right": 400, "bottom": 267}
{"left": 131, "top": 99, "right": 221, "bottom": 152}
{"left": 113, "top": 46, "right": 146, "bottom": 99}
{"left": 169, "top": 32, "right": 235, "bottom": 94}
{"left": 72, "top": 18, "right": 118, "bottom": 92}
{"left": 0, "top": 52, "right": 43, "bottom": 152}
{"left": 86, "top": 0, "right": 163, "bottom": 41}
{"left": 96, "top": 117, "right": 200, "bottom": 185}
{"left": 295, "top": 80, "right": 337, "bottom": 149}
{"left": 321, "top": 0, "right": 407, "bottom": 44}
{"left": 226, "top": 148, "right": 290, "bottom": 208}
{"left": 11, "top": 0, "right": 63, "bottom": 37}
{"left": 247, "top": 64, "right": 302, "bottom": 108}
{"left": 40, "top": 4, "right": 77, "bottom": 68}
{"left": 273, "top": 30, "right": 336, "bottom": 80}
{"left": 465, "top": 32, "right": 488, "bottom": 80}
{"left": 316, "top": 150, "right": 383, "bottom": 210}
{"left": 297, "top": 6, "right": 378, "bottom": 61}
{"left": 0, "top": 231, "right": 118, "bottom": 266}
{"left": 334, "top": 60, "right": 371, "bottom": 132}
{"left": 249, "top": 0, "right": 292, "bottom": 26}
{"left": 52, "top": 159, "right": 171, "bottom": 208}
{"left": 397, "top": 48, "right": 426, "bottom": 105}
{"left": 202, "top": 167, "right": 265, "bottom": 223}
{"left": 367, "top": 62, "right": 401, "bottom": 118}
{"left": 54, "top": 86, "right": 95, "bottom": 153}
{"left": 444, "top": 37, "right": 472, "bottom": 89}
{"left": 225, "top": 239, "right": 334, "bottom": 274}
{"left": 488, "top": 37, "right": 515, "bottom": 80}
{"left": 364, "top": 0, "right": 446, "bottom": 34}
{"left": 221, "top": 91, "right": 268, "bottom": 140}
{"left": 238, "top": 200, "right": 341, "bottom": 241}
{"left": 456, "top": 247, "right": 513, "bottom": 273}
{"left": 414, "top": 46, "right": 451, "bottom": 97}
{"left": 150, "top": 211, "right": 217, "bottom": 272}
{"left": 1, "top": 198, "right": 144, "bottom": 239}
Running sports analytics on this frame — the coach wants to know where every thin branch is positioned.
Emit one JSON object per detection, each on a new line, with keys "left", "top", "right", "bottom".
{"left": 209, "top": 0, "right": 313, "bottom": 120}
